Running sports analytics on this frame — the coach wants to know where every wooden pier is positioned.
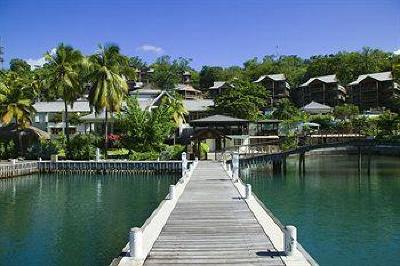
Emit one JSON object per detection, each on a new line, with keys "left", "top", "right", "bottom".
{"left": 116, "top": 159, "right": 316, "bottom": 266}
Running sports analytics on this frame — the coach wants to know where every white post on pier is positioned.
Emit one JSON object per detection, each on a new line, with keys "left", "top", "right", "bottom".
{"left": 232, "top": 152, "right": 239, "bottom": 181}
{"left": 181, "top": 152, "right": 187, "bottom": 177}
{"left": 245, "top": 184, "right": 252, "bottom": 199}
{"left": 129, "top": 227, "right": 144, "bottom": 260}
{"left": 285, "top": 225, "right": 298, "bottom": 256}
{"left": 96, "top": 148, "right": 100, "bottom": 161}
{"left": 169, "top": 185, "right": 176, "bottom": 200}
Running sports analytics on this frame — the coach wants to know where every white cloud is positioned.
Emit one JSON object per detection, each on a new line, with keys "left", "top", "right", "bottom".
{"left": 394, "top": 49, "right": 400, "bottom": 55}
{"left": 26, "top": 48, "right": 56, "bottom": 69}
{"left": 137, "top": 44, "right": 164, "bottom": 54}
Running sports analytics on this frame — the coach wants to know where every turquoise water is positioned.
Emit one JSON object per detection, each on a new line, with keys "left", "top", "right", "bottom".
{"left": 241, "top": 154, "right": 400, "bottom": 266}
{"left": 0, "top": 173, "right": 177, "bottom": 266}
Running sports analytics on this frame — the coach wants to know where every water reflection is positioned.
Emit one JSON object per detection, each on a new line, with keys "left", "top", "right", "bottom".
{"left": 0, "top": 173, "right": 177, "bottom": 266}
{"left": 242, "top": 154, "right": 400, "bottom": 266}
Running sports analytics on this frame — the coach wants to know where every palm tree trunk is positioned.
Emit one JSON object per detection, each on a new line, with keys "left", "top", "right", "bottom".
{"left": 64, "top": 100, "right": 70, "bottom": 145}
{"left": 104, "top": 109, "right": 108, "bottom": 159}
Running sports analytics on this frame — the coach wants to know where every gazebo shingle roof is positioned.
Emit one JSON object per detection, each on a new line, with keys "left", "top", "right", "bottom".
{"left": 190, "top": 114, "right": 248, "bottom": 123}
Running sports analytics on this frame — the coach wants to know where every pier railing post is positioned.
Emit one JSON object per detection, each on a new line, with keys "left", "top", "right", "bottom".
{"left": 96, "top": 148, "right": 101, "bottom": 162}
{"left": 232, "top": 152, "right": 239, "bottom": 181}
{"left": 181, "top": 152, "right": 187, "bottom": 177}
{"left": 285, "top": 225, "right": 297, "bottom": 256}
{"left": 129, "top": 227, "right": 144, "bottom": 260}
{"left": 169, "top": 185, "right": 176, "bottom": 200}
{"left": 245, "top": 184, "right": 252, "bottom": 199}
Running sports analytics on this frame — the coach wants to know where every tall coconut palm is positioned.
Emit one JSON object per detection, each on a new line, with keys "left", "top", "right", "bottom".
{"left": 162, "top": 95, "right": 188, "bottom": 144}
{"left": 0, "top": 78, "right": 35, "bottom": 155}
{"left": 87, "top": 44, "right": 129, "bottom": 158}
{"left": 45, "top": 43, "right": 83, "bottom": 145}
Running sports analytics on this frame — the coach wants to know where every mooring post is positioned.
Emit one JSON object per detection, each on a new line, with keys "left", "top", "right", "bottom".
{"left": 181, "top": 152, "right": 187, "bottom": 177}
{"left": 129, "top": 227, "right": 144, "bottom": 260}
{"left": 282, "top": 157, "right": 287, "bottom": 176}
{"left": 232, "top": 152, "right": 239, "bottom": 181}
{"left": 358, "top": 147, "right": 362, "bottom": 174}
{"left": 245, "top": 184, "right": 252, "bottom": 199}
{"left": 298, "top": 154, "right": 302, "bottom": 174}
{"left": 169, "top": 185, "right": 176, "bottom": 200}
{"left": 298, "top": 153, "right": 305, "bottom": 175}
{"left": 285, "top": 225, "right": 298, "bottom": 256}
{"left": 367, "top": 147, "right": 371, "bottom": 176}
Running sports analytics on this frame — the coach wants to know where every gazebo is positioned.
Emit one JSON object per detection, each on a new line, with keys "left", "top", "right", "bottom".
{"left": 301, "top": 101, "right": 333, "bottom": 114}
{"left": 189, "top": 114, "right": 249, "bottom": 159}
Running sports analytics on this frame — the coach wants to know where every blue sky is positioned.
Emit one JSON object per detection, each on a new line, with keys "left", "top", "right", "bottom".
{"left": 1, "top": 0, "right": 399, "bottom": 69}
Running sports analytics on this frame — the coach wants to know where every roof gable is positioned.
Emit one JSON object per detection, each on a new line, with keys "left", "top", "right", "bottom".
{"left": 300, "top": 74, "right": 338, "bottom": 87}
{"left": 254, "top": 73, "right": 286, "bottom": 83}
{"left": 348, "top": 71, "right": 393, "bottom": 86}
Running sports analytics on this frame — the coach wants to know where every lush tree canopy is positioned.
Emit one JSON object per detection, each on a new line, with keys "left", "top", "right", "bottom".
{"left": 117, "top": 97, "right": 175, "bottom": 152}
{"left": 214, "top": 80, "right": 270, "bottom": 120}
{"left": 150, "top": 56, "right": 198, "bottom": 90}
{"left": 9, "top": 58, "right": 31, "bottom": 73}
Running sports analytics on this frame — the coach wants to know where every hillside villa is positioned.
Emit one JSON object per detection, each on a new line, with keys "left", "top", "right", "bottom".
{"left": 347, "top": 71, "right": 400, "bottom": 111}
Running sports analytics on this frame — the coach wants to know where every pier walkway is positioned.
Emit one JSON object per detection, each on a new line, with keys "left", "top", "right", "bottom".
{"left": 144, "top": 161, "right": 284, "bottom": 265}
{"left": 117, "top": 159, "right": 316, "bottom": 266}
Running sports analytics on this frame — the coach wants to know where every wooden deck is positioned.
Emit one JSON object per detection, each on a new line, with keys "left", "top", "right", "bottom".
{"left": 143, "top": 161, "right": 285, "bottom": 265}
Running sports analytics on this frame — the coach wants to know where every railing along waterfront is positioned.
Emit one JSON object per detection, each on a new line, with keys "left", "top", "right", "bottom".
{"left": 38, "top": 160, "right": 185, "bottom": 174}
{"left": 0, "top": 161, "right": 39, "bottom": 178}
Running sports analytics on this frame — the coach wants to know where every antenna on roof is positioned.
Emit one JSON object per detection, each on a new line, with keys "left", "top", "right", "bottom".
{"left": 275, "top": 44, "right": 280, "bottom": 60}
{"left": 0, "top": 37, "right": 4, "bottom": 70}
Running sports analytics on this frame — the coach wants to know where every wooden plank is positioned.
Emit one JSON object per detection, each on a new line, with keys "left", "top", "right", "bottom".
{"left": 144, "top": 161, "right": 284, "bottom": 265}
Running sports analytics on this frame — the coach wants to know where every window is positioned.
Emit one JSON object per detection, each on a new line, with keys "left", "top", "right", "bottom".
{"left": 234, "top": 139, "right": 242, "bottom": 146}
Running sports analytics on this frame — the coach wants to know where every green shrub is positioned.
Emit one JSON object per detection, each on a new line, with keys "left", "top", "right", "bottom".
{"left": 309, "top": 114, "right": 334, "bottom": 130}
{"left": 26, "top": 140, "right": 59, "bottom": 160}
{"left": 66, "top": 134, "right": 101, "bottom": 160}
{"left": 0, "top": 140, "right": 17, "bottom": 160}
{"left": 129, "top": 151, "right": 159, "bottom": 161}
{"left": 199, "top": 143, "right": 209, "bottom": 159}
{"left": 159, "top": 145, "right": 185, "bottom": 160}
{"left": 280, "top": 134, "right": 298, "bottom": 151}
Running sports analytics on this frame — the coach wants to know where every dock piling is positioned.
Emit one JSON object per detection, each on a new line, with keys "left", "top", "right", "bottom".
{"left": 285, "top": 225, "right": 298, "bottom": 256}
{"left": 245, "top": 184, "right": 252, "bottom": 199}
{"left": 181, "top": 152, "right": 187, "bottom": 178}
{"left": 129, "top": 227, "right": 144, "bottom": 260}
{"left": 169, "top": 185, "right": 176, "bottom": 200}
{"left": 232, "top": 152, "right": 239, "bottom": 181}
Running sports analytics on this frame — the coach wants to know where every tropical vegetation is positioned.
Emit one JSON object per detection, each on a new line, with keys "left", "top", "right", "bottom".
{"left": 0, "top": 45, "right": 400, "bottom": 160}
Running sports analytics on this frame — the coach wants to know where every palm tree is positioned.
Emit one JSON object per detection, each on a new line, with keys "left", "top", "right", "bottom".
{"left": 0, "top": 78, "right": 35, "bottom": 155}
{"left": 45, "top": 43, "right": 83, "bottom": 145}
{"left": 87, "top": 44, "right": 129, "bottom": 158}
{"left": 162, "top": 95, "right": 188, "bottom": 144}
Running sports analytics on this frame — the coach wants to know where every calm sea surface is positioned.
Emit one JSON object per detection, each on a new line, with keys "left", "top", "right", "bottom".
{"left": 0, "top": 173, "right": 177, "bottom": 266}
{"left": 242, "top": 154, "right": 400, "bottom": 266}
